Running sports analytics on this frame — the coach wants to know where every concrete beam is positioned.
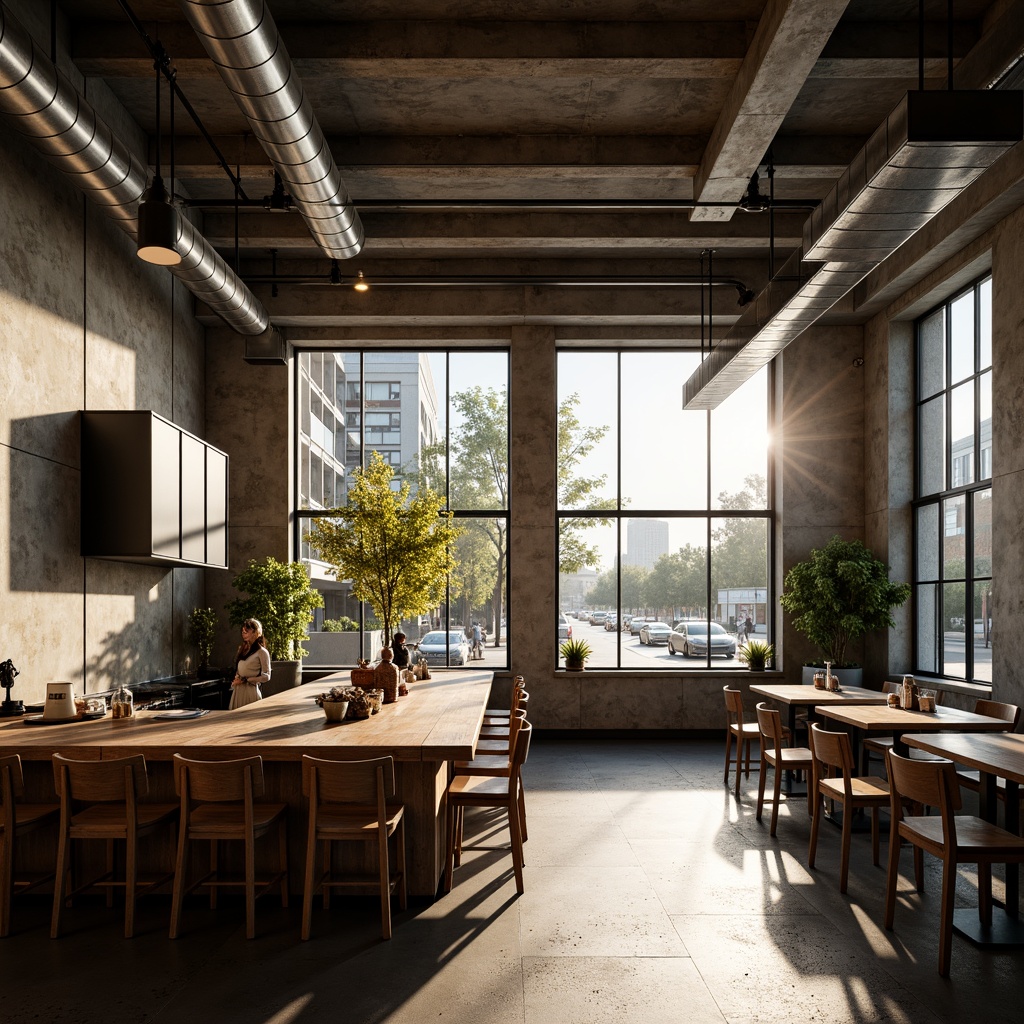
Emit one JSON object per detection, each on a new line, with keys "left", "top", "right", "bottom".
{"left": 690, "top": 0, "right": 849, "bottom": 223}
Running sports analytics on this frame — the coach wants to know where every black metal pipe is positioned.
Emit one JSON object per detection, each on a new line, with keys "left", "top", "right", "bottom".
{"left": 183, "top": 197, "right": 819, "bottom": 212}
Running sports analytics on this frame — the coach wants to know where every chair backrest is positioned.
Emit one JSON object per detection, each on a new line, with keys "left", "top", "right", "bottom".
{"left": 172, "top": 754, "right": 265, "bottom": 802}
{"left": 755, "top": 702, "right": 784, "bottom": 752}
{"left": 723, "top": 686, "right": 745, "bottom": 726}
{"left": 886, "top": 750, "right": 962, "bottom": 828}
{"left": 510, "top": 720, "right": 532, "bottom": 780}
{"left": 808, "top": 723, "right": 855, "bottom": 778}
{"left": 52, "top": 753, "right": 148, "bottom": 803}
{"left": 974, "top": 699, "right": 1021, "bottom": 728}
{"left": 301, "top": 754, "right": 395, "bottom": 806}
{"left": 1, "top": 754, "right": 25, "bottom": 834}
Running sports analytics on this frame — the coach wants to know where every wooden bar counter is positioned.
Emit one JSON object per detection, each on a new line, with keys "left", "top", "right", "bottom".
{"left": 0, "top": 670, "right": 493, "bottom": 898}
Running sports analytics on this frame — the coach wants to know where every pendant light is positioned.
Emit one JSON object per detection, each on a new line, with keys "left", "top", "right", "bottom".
{"left": 137, "top": 61, "right": 181, "bottom": 266}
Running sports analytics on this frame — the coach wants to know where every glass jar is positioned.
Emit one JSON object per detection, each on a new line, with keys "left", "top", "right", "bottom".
{"left": 111, "top": 685, "right": 134, "bottom": 719}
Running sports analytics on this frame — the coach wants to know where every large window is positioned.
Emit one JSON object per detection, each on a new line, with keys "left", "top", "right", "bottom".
{"left": 914, "top": 276, "right": 993, "bottom": 684}
{"left": 557, "top": 351, "right": 772, "bottom": 669}
{"left": 296, "top": 350, "right": 510, "bottom": 669}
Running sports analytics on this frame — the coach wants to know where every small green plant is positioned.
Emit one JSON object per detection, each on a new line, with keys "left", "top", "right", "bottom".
{"left": 186, "top": 607, "right": 218, "bottom": 669}
{"left": 560, "top": 637, "right": 592, "bottom": 669}
{"left": 739, "top": 639, "right": 774, "bottom": 671}
{"left": 322, "top": 616, "right": 358, "bottom": 632}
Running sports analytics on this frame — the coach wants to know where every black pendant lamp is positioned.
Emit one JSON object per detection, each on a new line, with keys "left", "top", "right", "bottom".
{"left": 137, "top": 61, "right": 181, "bottom": 266}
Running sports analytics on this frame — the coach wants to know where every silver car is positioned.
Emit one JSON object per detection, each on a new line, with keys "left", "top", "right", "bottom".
{"left": 639, "top": 621, "right": 671, "bottom": 645}
{"left": 668, "top": 621, "right": 736, "bottom": 659}
{"left": 417, "top": 630, "right": 470, "bottom": 666}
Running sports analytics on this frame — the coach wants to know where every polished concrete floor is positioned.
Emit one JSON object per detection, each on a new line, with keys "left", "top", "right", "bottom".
{"left": 4, "top": 739, "right": 1023, "bottom": 1023}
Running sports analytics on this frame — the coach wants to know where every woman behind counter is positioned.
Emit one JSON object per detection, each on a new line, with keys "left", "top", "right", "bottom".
{"left": 230, "top": 617, "right": 271, "bottom": 709}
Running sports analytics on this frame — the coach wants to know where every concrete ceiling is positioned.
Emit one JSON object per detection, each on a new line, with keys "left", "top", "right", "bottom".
{"left": 54, "top": 0, "right": 1024, "bottom": 336}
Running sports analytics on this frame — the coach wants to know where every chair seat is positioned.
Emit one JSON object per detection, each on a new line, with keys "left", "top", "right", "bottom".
{"left": 765, "top": 747, "right": 813, "bottom": 769}
{"left": 185, "top": 802, "right": 288, "bottom": 840}
{"left": 449, "top": 774, "right": 509, "bottom": 802}
{"left": 484, "top": 709, "right": 511, "bottom": 718}
{"left": 729, "top": 722, "right": 760, "bottom": 739}
{"left": 454, "top": 756, "right": 510, "bottom": 777}
{"left": 475, "top": 738, "right": 510, "bottom": 754}
{"left": 313, "top": 803, "right": 403, "bottom": 839}
{"left": 69, "top": 802, "right": 178, "bottom": 838}
{"left": 820, "top": 775, "right": 890, "bottom": 805}
{"left": 901, "top": 814, "right": 1024, "bottom": 856}
{"left": 5, "top": 803, "right": 59, "bottom": 833}
{"left": 957, "top": 770, "right": 1021, "bottom": 797}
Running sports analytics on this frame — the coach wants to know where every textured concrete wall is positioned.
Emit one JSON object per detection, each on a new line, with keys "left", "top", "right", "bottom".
{"left": 0, "top": 42, "right": 205, "bottom": 701}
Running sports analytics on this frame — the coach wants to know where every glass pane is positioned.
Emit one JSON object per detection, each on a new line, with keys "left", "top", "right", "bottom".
{"left": 916, "top": 583, "right": 938, "bottom": 674}
{"left": 942, "top": 495, "right": 967, "bottom": 578}
{"left": 560, "top": 518, "right": 617, "bottom": 667}
{"left": 450, "top": 516, "right": 508, "bottom": 665}
{"left": 973, "top": 580, "right": 993, "bottom": 684}
{"left": 621, "top": 351, "right": 705, "bottom": 509}
{"left": 974, "top": 488, "right": 992, "bottom": 575}
{"left": 949, "top": 289, "right": 974, "bottom": 384}
{"left": 711, "top": 517, "right": 768, "bottom": 643}
{"left": 950, "top": 382, "right": 974, "bottom": 487}
{"left": 647, "top": 518, "right": 709, "bottom": 667}
{"left": 449, "top": 353, "right": 508, "bottom": 511}
{"left": 712, "top": 366, "right": 768, "bottom": 510}
{"left": 942, "top": 581, "right": 966, "bottom": 678}
{"left": 918, "top": 396, "right": 944, "bottom": 495}
{"left": 915, "top": 503, "right": 939, "bottom": 581}
{"left": 979, "top": 277, "right": 991, "bottom": 369}
{"left": 557, "top": 352, "right": 618, "bottom": 510}
{"left": 979, "top": 371, "right": 992, "bottom": 480}
{"left": 918, "top": 307, "right": 945, "bottom": 400}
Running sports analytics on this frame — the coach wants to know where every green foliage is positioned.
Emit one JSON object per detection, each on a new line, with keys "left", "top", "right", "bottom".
{"left": 322, "top": 617, "right": 358, "bottom": 632}
{"left": 559, "top": 637, "right": 592, "bottom": 667}
{"left": 739, "top": 639, "right": 774, "bottom": 671}
{"left": 186, "top": 607, "right": 218, "bottom": 666}
{"left": 779, "top": 536, "right": 910, "bottom": 667}
{"left": 227, "top": 557, "right": 323, "bottom": 661}
{"left": 712, "top": 476, "right": 768, "bottom": 588}
{"left": 305, "top": 452, "right": 461, "bottom": 644}
{"left": 645, "top": 545, "right": 707, "bottom": 616}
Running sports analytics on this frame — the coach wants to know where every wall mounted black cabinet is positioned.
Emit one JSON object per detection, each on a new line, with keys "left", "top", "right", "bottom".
{"left": 81, "top": 411, "right": 229, "bottom": 569}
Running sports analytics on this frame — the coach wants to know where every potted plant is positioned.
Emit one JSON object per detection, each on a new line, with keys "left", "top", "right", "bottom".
{"left": 185, "top": 607, "right": 218, "bottom": 677}
{"left": 226, "top": 557, "right": 324, "bottom": 693}
{"left": 739, "top": 639, "right": 774, "bottom": 672}
{"left": 560, "top": 638, "right": 592, "bottom": 671}
{"left": 779, "top": 535, "right": 910, "bottom": 685}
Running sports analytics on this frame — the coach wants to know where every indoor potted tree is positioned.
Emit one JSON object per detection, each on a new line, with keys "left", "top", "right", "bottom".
{"left": 226, "top": 557, "right": 323, "bottom": 694}
{"left": 304, "top": 452, "right": 461, "bottom": 656}
{"left": 779, "top": 535, "right": 910, "bottom": 685}
{"left": 186, "top": 607, "right": 218, "bottom": 677}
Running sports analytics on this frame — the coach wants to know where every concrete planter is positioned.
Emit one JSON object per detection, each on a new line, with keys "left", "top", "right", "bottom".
{"left": 265, "top": 659, "right": 302, "bottom": 697}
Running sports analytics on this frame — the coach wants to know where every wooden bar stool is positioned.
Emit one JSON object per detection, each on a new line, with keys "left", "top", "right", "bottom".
{"left": 755, "top": 703, "right": 813, "bottom": 837}
{"left": 300, "top": 755, "right": 406, "bottom": 941}
{"left": 51, "top": 753, "right": 177, "bottom": 939}
{"left": 1, "top": 754, "right": 59, "bottom": 937}
{"left": 445, "top": 722, "right": 532, "bottom": 896}
{"left": 807, "top": 723, "right": 889, "bottom": 893}
{"left": 477, "top": 698, "right": 530, "bottom": 753}
{"left": 169, "top": 755, "right": 288, "bottom": 940}
{"left": 484, "top": 675, "right": 525, "bottom": 720}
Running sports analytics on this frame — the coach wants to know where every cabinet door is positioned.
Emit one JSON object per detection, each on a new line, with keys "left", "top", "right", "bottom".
{"left": 206, "top": 447, "right": 228, "bottom": 567}
{"left": 181, "top": 433, "right": 207, "bottom": 563}
{"left": 151, "top": 416, "right": 181, "bottom": 559}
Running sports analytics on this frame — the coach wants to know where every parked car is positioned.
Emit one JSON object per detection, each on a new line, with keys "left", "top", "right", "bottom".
{"left": 668, "top": 621, "right": 736, "bottom": 658}
{"left": 558, "top": 613, "right": 572, "bottom": 642}
{"left": 417, "top": 630, "right": 470, "bottom": 666}
{"left": 589, "top": 611, "right": 608, "bottom": 625}
{"left": 620, "top": 614, "right": 633, "bottom": 631}
{"left": 577, "top": 610, "right": 591, "bottom": 621}
{"left": 639, "top": 621, "right": 672, "bottom": 645}
{"left": 629, "top": 616, "right": 655, "bottom": 636}
{"left": 604, "top": 615, "right": 619, "bottom": 631}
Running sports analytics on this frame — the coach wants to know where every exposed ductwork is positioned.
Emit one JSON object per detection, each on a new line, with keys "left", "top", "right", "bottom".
{"left": 683, "top": 90, "right": 1023, "bottom": 409}
{"left": 0, "top": 1, "right": 270, "bottom": 336}
{"left": 178, "top": 0, "right": 364, "bottom": 261}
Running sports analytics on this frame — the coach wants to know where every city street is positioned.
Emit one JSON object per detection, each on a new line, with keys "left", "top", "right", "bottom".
{"left": 566, "top": 617, "right": 742, "bottom": 670}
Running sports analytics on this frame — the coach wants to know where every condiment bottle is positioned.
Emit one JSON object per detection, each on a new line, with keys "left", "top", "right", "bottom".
{"left": 111, "top": 685, "right": 134, "bottom": 719}
{"left": 901, "top": 675, "right": 914, "bottom": 710}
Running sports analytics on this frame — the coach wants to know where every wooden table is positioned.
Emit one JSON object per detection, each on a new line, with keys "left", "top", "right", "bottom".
{"left": 904, "top": 731, "right": 1024, "bottom": 947}
{"left": 0, "top": 670, "right": 493, "bottom": 898}
{"left": 750, "top": 684, "right": 888, "bottom": 739}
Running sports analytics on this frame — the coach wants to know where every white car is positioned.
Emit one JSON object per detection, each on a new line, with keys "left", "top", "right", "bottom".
{"left": 417, "top": 630, "right": 470, "bottom": 666}
{"left": 639, "top": 621, "right": 672, "bottom": 645}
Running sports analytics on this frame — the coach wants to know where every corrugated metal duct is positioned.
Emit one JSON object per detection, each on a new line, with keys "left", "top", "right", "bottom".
{"left": 178, "top": 0, "right": 364, "bottom": 261}
{"left": 0, "top": 1, "right": 270, "bottom": 336}
{"left": 683, "top": 90, "right": 1023, "bottom": 410}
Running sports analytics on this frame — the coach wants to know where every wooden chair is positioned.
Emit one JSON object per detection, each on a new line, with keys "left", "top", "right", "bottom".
{"left": 51, "top": 753, "right": 177, "bottom": 939}
{"left": 477, "top": 701, "right": 529, "bottom": 754}
{"left": 484, "top": 675, "right": 525, "bottom": 720}
{"left": 723, "top": 686, "right": 761, "bottom": 795}
{"left": 807, "top": 723, "right": 889, "bottom": 893}
{"left": 300, "top": 755, "right": 407, "bottom": 941}
{"left": 955, "top": 701, "right": 1022, "bottom": 809}
{"left": 884, "top": 749, "right": 1024, "bottom": 977}
{"left": 755, "top": 703, "right": 814, "bottom": 837}
{"left": 1, "top": 754, "right": 59, "bottom": 937}
{"left": 446, "top": 721, "right": 532, "bottom": 896}
{"left": 481, "top": 690, "right": 529, "bottom": 736}
{"left": 169, "top": 755, "right": 288, "bottom": 940}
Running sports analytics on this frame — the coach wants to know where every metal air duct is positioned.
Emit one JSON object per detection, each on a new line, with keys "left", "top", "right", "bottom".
{"left": 178, "top": 0, "right": 364, "bottom": 261}
{"left": 0, "top": 1, "right": 270, "bottom": 336}
{"left": 683, "top": 90, "right": 1023, "bottom": 409}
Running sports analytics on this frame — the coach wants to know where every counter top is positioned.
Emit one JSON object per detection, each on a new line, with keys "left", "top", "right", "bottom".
{"left": 0, "top": 669, "right": 494, "bottom": 764}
